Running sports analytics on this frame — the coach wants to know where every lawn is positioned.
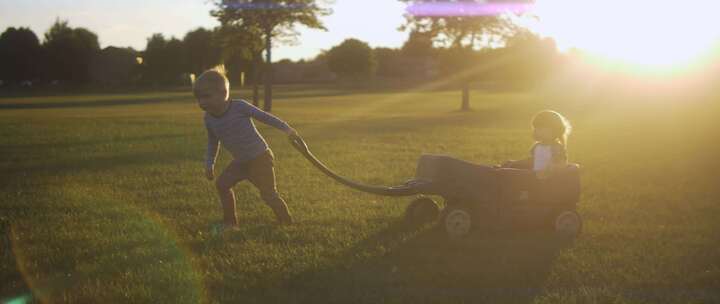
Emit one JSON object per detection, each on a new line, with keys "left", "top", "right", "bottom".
{"left": 1, "top": 84, "right": 719, "bottom": 303}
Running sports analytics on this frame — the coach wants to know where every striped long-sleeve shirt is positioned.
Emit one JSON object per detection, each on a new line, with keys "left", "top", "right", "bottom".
{"left": 204, "top": 99, "right": 291, "bottom": 168}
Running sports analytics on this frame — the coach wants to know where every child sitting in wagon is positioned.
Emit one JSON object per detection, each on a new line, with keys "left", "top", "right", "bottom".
{"left": 501, "top": 110, "right": 572, "bottom": 179}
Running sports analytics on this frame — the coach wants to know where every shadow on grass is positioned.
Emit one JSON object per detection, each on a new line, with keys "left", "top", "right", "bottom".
{"left": 0, "top": 85, "right": 387, "bottom": 110}
{"left": 0, "top": 148, "right": 198, "bottom": 198}
{"left": 260, "top": 89, "right": 366, "bottom": 101}
{"left": 205, "top": 217, "right": 568, "bottom": 304}
{"left": 0, "top": 95, "right": 194, "bottom": 110}
{"left": 0, "top": 133, "right": 189, "bottom": 151}
{"left": 273, "top": 220, "right": 566, "bottom": 303}
{"left": 4, "top": 149, "right": 193, "bottom": 174}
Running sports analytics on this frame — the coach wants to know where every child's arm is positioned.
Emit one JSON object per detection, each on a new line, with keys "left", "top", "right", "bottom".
{"left": 205, "top": 127, "right": 220, "bottom": 180}
{"left": 243, "top": 101, "right": 297, "bottom": 136}
{"left": 501, "top": 158, "right": 532, "bottom": 169}
{"left": 500, "top": 143, "right": 537, "bottom": 169}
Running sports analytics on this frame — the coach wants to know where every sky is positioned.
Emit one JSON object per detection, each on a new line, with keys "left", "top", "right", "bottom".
{"left": 3, "top": 0, "right": 719, "bottom": 69}
{"left": 0, "top": 0, "right": 409, "bottom": 61}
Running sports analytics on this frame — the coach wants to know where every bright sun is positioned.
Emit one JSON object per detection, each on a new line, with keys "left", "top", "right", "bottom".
{"left": 523, "top": 0, "right": 720, "bottom": 69}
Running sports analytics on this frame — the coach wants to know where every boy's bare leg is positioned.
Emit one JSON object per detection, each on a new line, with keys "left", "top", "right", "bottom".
{"left": 262, "top": 193, "right": 293, "bottom": 225}
{"left": 248, "top": 152, "right": 293, "bottom": 224}
{"left": 216, "top": 160, "right": 250, "bottom": 228}
{"left": 215, "top": 182, "right": 239, "bottom": 227}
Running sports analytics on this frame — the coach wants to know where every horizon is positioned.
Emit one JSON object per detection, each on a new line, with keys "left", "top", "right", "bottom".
{"left": 1, "top": 0, "right": 719, "bottom": 70}
{"left": 0, "top": 0, "right": 409, "bottom": 61}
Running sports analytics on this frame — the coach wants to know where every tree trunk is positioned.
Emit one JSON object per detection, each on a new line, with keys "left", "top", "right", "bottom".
{"left": 461, "top": 81, "right": 470, "bottom": 111}
{"left": 263, "top": 29, "right": 273, "bottom": 112}
{"left": 252, "top": 53, "right": 260, "bottom": 106}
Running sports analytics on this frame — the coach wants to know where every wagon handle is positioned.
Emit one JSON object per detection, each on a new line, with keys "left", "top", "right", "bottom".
{"left": 289, "top": 135, "right": 424, "bottom": 197}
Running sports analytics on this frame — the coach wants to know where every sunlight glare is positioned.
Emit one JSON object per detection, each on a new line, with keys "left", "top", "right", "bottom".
{"left": 522, "top": 0, "right": 720, "bottom": 68}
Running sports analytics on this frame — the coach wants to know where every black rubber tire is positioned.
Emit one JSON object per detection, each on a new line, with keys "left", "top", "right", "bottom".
{"left": 554, "top": 210, "right": 582, "bottom": 238}
{"left": 405, "top": 197, "right": 440, "bottom": 226}
{"left": 443, "top": 203, "right": 474, "bottom": 239}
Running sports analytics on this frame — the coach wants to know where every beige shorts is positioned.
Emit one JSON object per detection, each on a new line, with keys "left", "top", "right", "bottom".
{"left": 216, "top": 150, "right": 278, "bottom": 197}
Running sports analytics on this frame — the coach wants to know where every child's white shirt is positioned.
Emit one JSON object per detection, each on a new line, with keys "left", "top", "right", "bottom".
{"left": 533, "top": 144, "right": 553, "bottom": 171}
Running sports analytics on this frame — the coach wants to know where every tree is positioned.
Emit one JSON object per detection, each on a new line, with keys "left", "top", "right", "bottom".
{"left": 212, "top": 0, "right": 331, "bottom": 111}
{"left": 401, "top": 30, "right": 434, "bottom": 58}
{"left": 183, "top": 28, "right": 223, "bottom": 77}
{"left": 0, "top": 27, "right": 42, "bottom": 84}
{"left": 374, "top": 47, "right": 404, "bottom": 78}
{"left": 326, "top": 38, "right": 376, "bottom": 81}
{"left": 165, "top": 38, "right": 187, "bottom": 81}
{"left": 43, "top": 19, "right": 101, "bottom": 85}
{"left": 399, "top": 0, "right": 511, "bottom": 110}
{"left": 435, "top": 46, "right": 479, "bottom": 97}
{"left": 142, "top": 34, "right": 168, "bottom": 85}
{"left": 216, "top": 24, "right": 265, "bottom": 106}
{"left": 501, "top": 30, "right": 559, "bottom": 88}
{"left": 89, "top": 46, "right": 140, "bottom": 86}
{"left": 142, "top": 34, "right": 186, "bottom": 85}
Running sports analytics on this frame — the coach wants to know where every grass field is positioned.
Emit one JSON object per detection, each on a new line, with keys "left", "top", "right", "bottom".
{"left": 1, "top": 84, "right": 719, "bottom": 303}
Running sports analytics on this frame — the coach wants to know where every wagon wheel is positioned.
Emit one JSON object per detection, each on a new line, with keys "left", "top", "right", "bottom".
{"left": 443, "top": 204, "right": 473, "bottom": 239}
{"left": 405, "top": 197, "right": 440, "bottom": 226}
{"left": 554, "top": 210, "right": 582, "bottom": 238}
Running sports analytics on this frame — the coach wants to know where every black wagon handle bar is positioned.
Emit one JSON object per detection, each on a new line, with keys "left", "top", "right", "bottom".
{"left": 289, "top": 135, "right": 423, "bottom": 197}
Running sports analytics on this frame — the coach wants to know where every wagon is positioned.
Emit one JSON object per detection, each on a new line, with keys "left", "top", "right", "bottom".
{"left": 291, "top": 136, "right": 582, "bottom": 239}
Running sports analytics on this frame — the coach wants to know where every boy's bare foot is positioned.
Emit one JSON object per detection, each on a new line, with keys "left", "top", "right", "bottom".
{"left": 211, "top": 222, "right": 240, "bottom": 236}
{"left": 270, "top": 203, "right": 293, "bottom": 225}
{"left": 225, "top": 224, "right": 240, "bottom": 231}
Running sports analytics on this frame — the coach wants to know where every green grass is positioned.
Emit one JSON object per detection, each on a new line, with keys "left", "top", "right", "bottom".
{"left": 1, "top": 85, "right": 719, "bottom": 303}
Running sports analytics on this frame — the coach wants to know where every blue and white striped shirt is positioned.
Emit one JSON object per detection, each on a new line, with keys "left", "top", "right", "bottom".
{"left": 204, "top": 99, "right": 290, "bottom": 167}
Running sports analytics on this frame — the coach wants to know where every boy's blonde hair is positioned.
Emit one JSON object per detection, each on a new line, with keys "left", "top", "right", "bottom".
{"left": 193, "top": 65, "right": 229, "bottom": 97}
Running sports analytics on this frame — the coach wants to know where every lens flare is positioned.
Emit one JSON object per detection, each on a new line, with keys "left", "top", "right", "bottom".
{"left": 7, "top": 204, "right": 206, "bottom": 303}
{"left": 407, "top": 0, "right": 533, "bottom": 17}
{"left": 3, "top": 294, "right": 32, "bottom": 304}
{"left": 224, "top": 2, "right": 307, "bottom": 10}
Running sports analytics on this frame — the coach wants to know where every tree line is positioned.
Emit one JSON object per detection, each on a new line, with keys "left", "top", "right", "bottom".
{"left": 0, "top": 0, "right": 581, "bottom": 111}
{"left": 0, "top": 22, "right": 558, "bottom": 103}
{"left": 0, "top": 20, "right": 243, "bottom": 85}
